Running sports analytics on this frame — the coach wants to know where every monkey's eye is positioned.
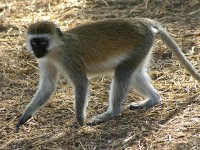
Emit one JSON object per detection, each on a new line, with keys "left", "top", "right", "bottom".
{"left": 31, "top": 38, "right": 48, "bottom": 45}
{"left": 40, "top": 38, "right": 48, "bottom": 45}
{"left": 31, "top": 39, "right": 37, "bottom": 45}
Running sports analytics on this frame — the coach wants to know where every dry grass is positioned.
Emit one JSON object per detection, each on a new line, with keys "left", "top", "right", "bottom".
{"left": 0, "top": 0, "right": 200, "bottom": 149}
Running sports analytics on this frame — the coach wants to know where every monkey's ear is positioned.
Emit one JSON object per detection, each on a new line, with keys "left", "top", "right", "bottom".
{"left": 56, "top": 28, "right": 63, "bottom": 37}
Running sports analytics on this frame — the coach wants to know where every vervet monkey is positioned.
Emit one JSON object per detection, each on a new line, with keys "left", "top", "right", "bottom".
{"left": 16, "top": 18, "right": 200, "bottom": 131}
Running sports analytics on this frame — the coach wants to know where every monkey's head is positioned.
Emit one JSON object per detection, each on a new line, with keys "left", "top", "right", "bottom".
{"left": 26, "top": 21, "right": 63, "bottom": 58}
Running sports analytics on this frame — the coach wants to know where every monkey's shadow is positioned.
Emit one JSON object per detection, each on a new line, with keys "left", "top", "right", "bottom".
{"left": 77, "top": 93, "right": 200, "bottom": 148}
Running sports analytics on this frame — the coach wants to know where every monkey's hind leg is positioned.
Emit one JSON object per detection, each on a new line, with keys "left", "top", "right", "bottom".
{"left": 128, "top": 69, "right": 160, "bottom": 110}
{"left": 88, "top": 65, "right": 133, "bottom": 125}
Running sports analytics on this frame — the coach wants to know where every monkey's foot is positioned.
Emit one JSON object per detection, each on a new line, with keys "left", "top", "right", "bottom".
{"left": 128, "top": 99, "right": 160, "bottom": 110}
{"left": 76, "top": 116, "right": 85, "bottom": 127}
{"left": 88, "top": 111, "right": 118, "bottom": 125}
{"left": 16, "top": 114, "right": 32, "bottom": 132}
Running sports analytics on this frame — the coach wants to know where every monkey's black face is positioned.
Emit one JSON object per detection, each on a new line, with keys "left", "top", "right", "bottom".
{"left": 30, "top": 37, "right": 49, "bottom": 58}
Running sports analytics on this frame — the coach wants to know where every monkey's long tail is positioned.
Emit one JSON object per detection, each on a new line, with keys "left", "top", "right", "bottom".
{"left": 152, "top": 25, "right": 200, "bottom": 82}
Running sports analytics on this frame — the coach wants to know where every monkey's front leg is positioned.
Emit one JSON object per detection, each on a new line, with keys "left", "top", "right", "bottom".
{"left": 16, "top": 61, "right": 58, "bottom": 131}
{"left": 16, "top": 89, "right": 55, "bottom": 131}
{"left": 73, "top": 78, "right": 89, "bottom": 126}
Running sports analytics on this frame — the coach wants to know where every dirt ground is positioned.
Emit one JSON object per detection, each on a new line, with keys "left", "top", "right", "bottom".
{"left": 0, "top": 0, "right": 200, "bottom": 149}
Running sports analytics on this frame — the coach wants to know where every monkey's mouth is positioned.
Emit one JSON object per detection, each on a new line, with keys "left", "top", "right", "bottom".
{"left": 33, "top": 49, "right": 48, "bottom": 58}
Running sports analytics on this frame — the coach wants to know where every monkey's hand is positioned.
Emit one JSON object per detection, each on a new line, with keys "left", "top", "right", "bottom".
{"left": 16, "top": 113, "right": 32, "bottom": 132}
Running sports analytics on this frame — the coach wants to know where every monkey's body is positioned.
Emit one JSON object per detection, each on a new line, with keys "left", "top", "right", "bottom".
{"left": 16, "top": 18, "right": 200, "bottom": 131}
{"left": 52, "top": 19, "right": 153, "bottom": 74}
